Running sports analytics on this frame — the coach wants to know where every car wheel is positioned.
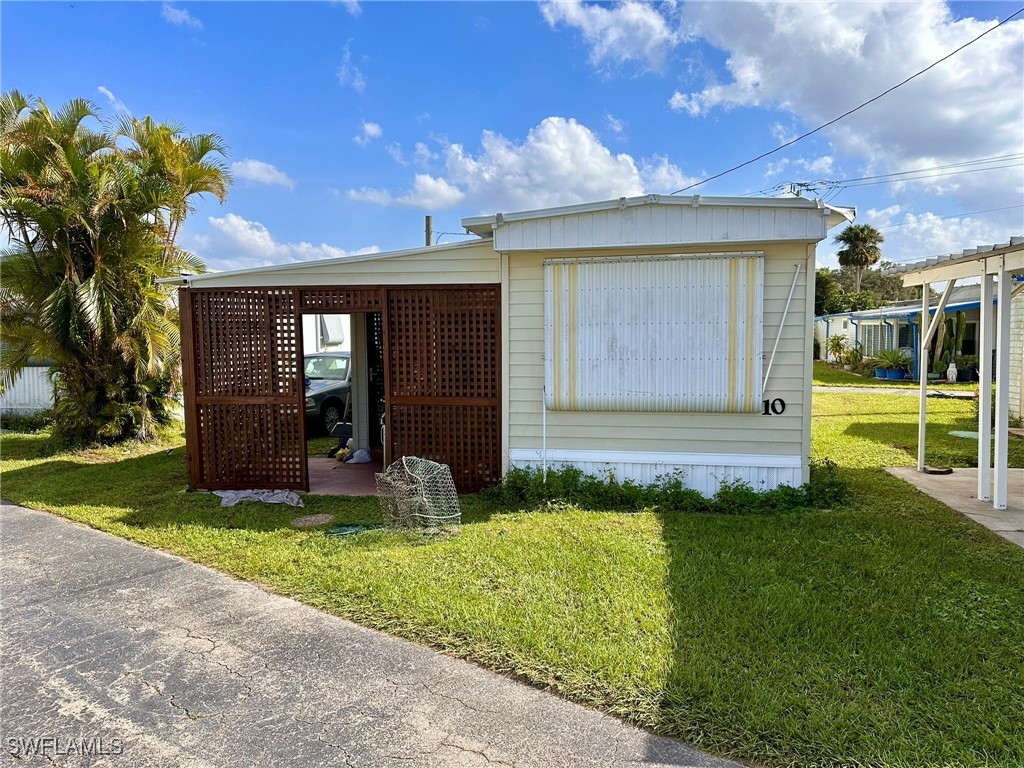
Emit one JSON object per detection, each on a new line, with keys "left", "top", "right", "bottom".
{"left": 322, "top": 401, "right": 342, "bottom": 434}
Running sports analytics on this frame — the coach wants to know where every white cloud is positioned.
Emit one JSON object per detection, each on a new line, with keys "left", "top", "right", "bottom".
{"left": 336, "top": 40, "right": 367, "bottom": 93}
{"left": 353, "top": 120, "right": 382, "bottom": 146}
{"left": 770, "top": 122, "right": 797, "bottom": 145}
{"left": 231, "top": 159, "right": 296, "bottom": 190}
{"left": 347, "top": 116, "right": 700, "bottom": 212}
{"left": 161, "top": 2, "right": 202, "bottom": 29}
{"left": 347, "top": 174, "right": 466, "bottom": 210}
{"left": 816, "top": 205, "right": 1013, "bottom": 268}
{"left": 96, "top": 86, "right": 130, "bottom": 115}
{"left": 386, "top": 141, "right": 438, "bottom": 167}
{"left": 670, "top": 2, "right": 1023, "bottom": 209}
{"left": 335, "top": 0, "right": 360, "bottom": 17}
{"left": 540, "top": 0, "right": 682, "bottom": 71}
{"left": 606, "top": 112, "right": 626, "bottom": 136}
{"left": 800, "top": 156, "right": 834, "bottom": 176}
{"left": 190, "top": 213, "right": 379, "bottom": 271}
{"left": 414, "top": 142, "right": 437, "bottom": 166}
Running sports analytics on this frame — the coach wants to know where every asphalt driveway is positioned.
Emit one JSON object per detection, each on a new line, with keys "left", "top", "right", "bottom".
{"left": 0, "top": 502, "right": 734, "bottom": 768}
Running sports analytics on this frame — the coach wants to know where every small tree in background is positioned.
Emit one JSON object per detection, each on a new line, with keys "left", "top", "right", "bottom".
{"left": 0, "top": 91, "right": 230, "bottom": 444}
{"left": 833, "top": 223, "right": 884, "bottom": 292}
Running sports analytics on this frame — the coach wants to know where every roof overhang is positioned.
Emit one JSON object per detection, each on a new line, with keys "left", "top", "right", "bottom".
{"left": 462, "top": 194, "right": 855, "bottom": 237}
{"left": 885, "top": 236, "right": 1024, "bottom": 287}
{"left": 156, "top": 238, "right": 485, "bottom": 287}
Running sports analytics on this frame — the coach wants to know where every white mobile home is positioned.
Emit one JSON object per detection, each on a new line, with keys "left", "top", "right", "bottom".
{"left": 163, "top": 195, "right": 854, "bottom": 495}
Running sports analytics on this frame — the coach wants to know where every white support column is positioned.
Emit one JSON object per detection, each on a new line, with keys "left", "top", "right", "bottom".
{"left": 977, "top": 271, "right": 994, "bottom": 501}
{"left": 917, "top": 279, "right": 959, "bottom": 471}
{"left": 994, "top": 265, "right": 1011, "bottom": 509}
{"left": 918, "top": 284, "right": 930, "bottom": 471}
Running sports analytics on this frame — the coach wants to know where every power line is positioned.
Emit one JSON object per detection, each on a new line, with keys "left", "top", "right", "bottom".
{"left": 670, "top": 6, "right": 1024, "bottom": 195}
{"left": 751, "top": 156, "right": 1024, "bottom": 198}
{"left": 826, "top": 153, "right": 1023, "bottom": 185}
{"left": 831, "top": 161, "right": 1023, "bottom": 189}
{"left": 874, "top": 204, "right": 1024, "bottom": 231}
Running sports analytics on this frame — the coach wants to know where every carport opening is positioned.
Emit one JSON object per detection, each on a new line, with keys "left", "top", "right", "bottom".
{"left": 303, "top": 311, "right": 385, "bottom": 495}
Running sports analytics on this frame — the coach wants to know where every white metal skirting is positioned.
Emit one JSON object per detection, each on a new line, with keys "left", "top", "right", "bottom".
{"left": 0, "top": 366, "right": 54, "bottom": 414}
{"left": 508, "top": 449, "right": 803, "bottom": 497}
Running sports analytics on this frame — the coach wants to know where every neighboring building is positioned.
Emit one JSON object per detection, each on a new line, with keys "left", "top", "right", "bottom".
{"left": 0, "top": 363, "right": 54, "bottom": 415}
{"left": 815, "top": 284, "right": 989, "bottom": 378}
{"left": 301, "top": 314, "right": 350, "bottom": 354}
{"left": 1010, "top": 284, "right": 1024, "bottom": 421}
{"left": 162, "top": 195, "right": 854, "bottom": 495}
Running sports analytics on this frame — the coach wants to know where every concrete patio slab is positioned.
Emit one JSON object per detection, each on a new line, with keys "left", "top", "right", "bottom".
{"left": 0, "top": 502, "right": 735, "bottom": 768}
{"left": 885, "top": 467, "right": 1024, "bottom": 547}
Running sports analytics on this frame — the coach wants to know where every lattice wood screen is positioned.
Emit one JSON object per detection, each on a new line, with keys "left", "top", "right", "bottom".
{"left": 298, "top": 288, "right": 382, "bottom": 313}
{"left": 386, "top": 287, "right": 500, "bottom": 492}
{"left": 180, "top": 288, "right": 307, "bottom": 490}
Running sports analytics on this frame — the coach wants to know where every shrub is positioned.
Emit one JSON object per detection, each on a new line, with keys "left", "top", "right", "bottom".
{"left": 481, "top": 459, "right": 848, "bottom": 514}
{"left": 0, "top": 410, "right": 52, "bottom": 433}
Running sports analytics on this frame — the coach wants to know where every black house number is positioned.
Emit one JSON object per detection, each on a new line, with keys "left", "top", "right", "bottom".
{"left": 762, "top": 398, "right": 786, "bottom": 415}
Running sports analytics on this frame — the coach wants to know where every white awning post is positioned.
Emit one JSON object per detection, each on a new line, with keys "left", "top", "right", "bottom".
{"left": 977, "top": 271, "right": 994, "bottom": 501}
{"left": 542, "top": 385, "right": 548, "bottom": 483}
{"left": 917, "top": 279, "right": 959, "bottom": 471}
{"left": 918, "top": 284, "right": 930, "bottom": 471}
{"left": 994, "top": 266, "right": 1011, "bottom": 509}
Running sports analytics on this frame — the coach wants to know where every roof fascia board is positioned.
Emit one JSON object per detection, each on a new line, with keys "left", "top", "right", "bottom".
{"left": 899, "top": 248, "right": 1024, "bottom": 287}
{"left": 157, "top": 238, "right": 485, "bottom": 286}
{"left": 462, "top": 194, "right": 850, "bottom": 235}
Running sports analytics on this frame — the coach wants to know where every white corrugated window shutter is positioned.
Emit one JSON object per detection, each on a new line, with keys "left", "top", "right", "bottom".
{"left": 544, "top": 253, "right": 763, "bottom": 413}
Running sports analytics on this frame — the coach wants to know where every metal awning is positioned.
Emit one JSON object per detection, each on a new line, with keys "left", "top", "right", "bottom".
{"left": 892, "top": 236, "right": 1024, "bottom": 511}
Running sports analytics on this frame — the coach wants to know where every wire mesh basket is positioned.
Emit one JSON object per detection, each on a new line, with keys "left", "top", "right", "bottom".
{"left": 375, "top": 456, "right": 461, "bottom": 529}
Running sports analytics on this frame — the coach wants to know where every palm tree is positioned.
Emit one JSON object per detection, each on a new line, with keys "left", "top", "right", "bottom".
{"left": 0, "top": 91, "right": 229, "bottom": 444}
{"left": 833, "top": 224, "right": 884, "bottom": 292}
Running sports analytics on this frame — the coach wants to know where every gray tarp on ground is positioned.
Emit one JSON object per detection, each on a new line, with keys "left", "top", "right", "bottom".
{"left": 213, "top": 489, "right": 304, "bottom": 507}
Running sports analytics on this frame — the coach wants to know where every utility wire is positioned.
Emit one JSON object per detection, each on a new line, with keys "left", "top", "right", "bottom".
{"left": 828, "top": 161, "right": 1022, "bottom": 189}
{"left": 825, "top": 153, "right": 1023, "bottom": 185}
{"left": 874, "top": 204, "right": 1024, "bottom": 231}
{"left": 670, "top": 6, "right": 1024, "bottom": 195}
{"left": 749, "top": 156, "right": 1024, "bottom": 198}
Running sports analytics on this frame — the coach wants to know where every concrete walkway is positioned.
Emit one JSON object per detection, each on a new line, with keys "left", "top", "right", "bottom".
{"left": 813, "top": 385, "right": 974, "bottom": 398}
{"left": 885, "top": 467, "right": 1024, "bottom": 548}
{"left": 0, "top": 503, "right": 734, "bottom": 768}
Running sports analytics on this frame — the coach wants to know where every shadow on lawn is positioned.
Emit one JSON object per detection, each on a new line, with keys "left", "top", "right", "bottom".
{"left": 1, "top": 442, "right": 495, "bottom": 535}
{"left": 647, "top": 465, "right": 1024, "bottom": 766}
{"left": 840, "top": 420, "right": 1022, "bottom": 468}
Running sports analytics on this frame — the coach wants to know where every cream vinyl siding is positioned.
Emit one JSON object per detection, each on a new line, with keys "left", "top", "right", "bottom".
{"left": 180, "top": 240, "right": 498, "bottom": 288}
{"left": 507, "top": 244, "right": 808, "bottom": 457}
{"left": 544, "top": 253, "right": 763, "bottom": 413}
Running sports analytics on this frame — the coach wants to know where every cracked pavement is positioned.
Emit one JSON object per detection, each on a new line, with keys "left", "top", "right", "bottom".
{"left": 0, "top": 503, "right": 737, "bottom": 767}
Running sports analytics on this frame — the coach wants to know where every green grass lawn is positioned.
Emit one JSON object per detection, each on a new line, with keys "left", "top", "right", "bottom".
{"left": 2, "top": 396, "right": 1023, "bottom": 768}
{"left": 814, "top": 360, "right": 978, "bottom": 389}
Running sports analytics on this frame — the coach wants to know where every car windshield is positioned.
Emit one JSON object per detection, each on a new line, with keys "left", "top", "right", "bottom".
{"left": 305, "top": 356, "right": 349, "bottom": 380}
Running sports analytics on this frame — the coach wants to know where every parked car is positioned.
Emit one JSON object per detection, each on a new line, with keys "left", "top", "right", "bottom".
{"left": 304, "top": 352, "right": 351, "bottom": 433}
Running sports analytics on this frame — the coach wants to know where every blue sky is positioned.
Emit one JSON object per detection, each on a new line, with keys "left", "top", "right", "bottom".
{"left": 3, "top": 1, "right": 1022, "bottom": 271}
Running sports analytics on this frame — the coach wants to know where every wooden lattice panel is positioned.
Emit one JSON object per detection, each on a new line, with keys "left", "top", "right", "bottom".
{"left": 386, "top": 287, "right": 500, "bottom": 493}
{"left": 299, "top": 288, "right": 382, "bottom": 313}
{"left": 389, "top": 404, "right": 499, "bottom": 492}
{"left": 196, "top": 403, "right": 305, "bottom": 489}
{"left": 180, "top": 288, "right": 307, "bottom": 490}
